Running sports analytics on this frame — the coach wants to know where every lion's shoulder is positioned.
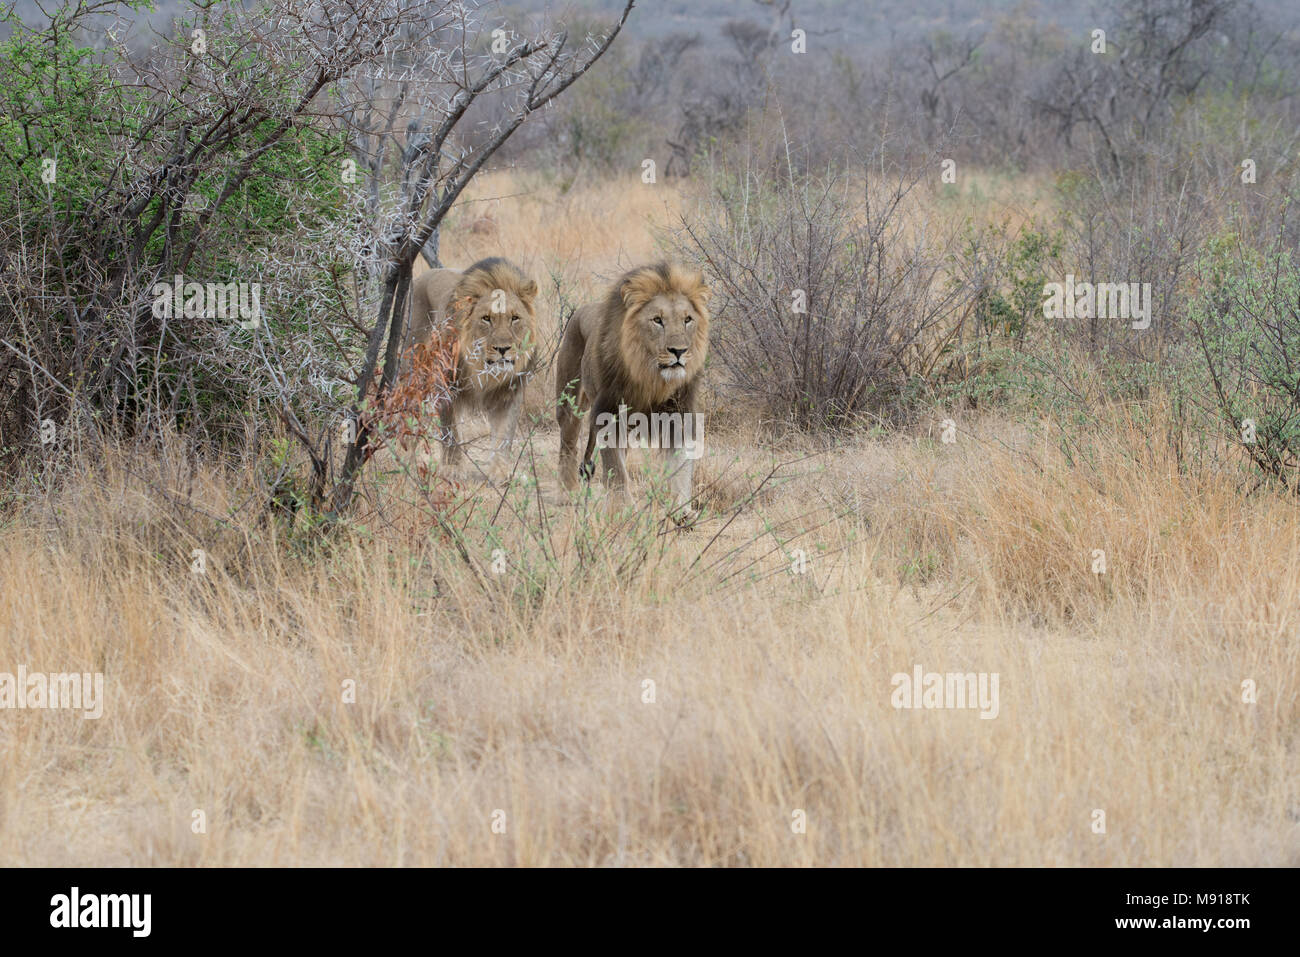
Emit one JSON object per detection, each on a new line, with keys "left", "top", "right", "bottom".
{"left": 415, "top": 268, "right": 463, "bottom": 315}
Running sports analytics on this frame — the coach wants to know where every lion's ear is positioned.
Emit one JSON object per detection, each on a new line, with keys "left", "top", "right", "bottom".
{"left": 449, "top": 294, "right": 476, "bottom": 323}
{"left": 619, "top": 272, "right": 655, "bottom": 312}
{"left": 519, "top": 278, "right": 538, "bottom": 303}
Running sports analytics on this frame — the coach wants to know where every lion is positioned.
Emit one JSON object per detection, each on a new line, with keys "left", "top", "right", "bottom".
{"left": 556, "top": 262, "right": 711, "bottom": 520}
{"left": 401, "top": 256, "right": 539, "bottom": 475}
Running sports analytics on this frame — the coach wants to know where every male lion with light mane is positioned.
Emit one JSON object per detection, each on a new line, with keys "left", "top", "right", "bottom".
{"left": 401, "top": 256, "right": 538, "bottom": 475}
{"left": 556, "top": 262, "right": 711, "bottom": 521}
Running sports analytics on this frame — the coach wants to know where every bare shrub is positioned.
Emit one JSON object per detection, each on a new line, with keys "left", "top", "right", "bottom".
{"left": 672, "top": 141, "right": 977, "bottom": 430}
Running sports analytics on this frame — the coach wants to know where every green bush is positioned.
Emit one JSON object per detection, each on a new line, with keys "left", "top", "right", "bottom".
{"left": 1189, "top": 233, "right": 1300, "bottom": 488}
{"left": 0, "top": 2, "right": 356, "bottom": 455}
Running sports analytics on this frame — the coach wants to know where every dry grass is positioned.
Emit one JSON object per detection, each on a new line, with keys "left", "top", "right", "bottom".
{"left": 1, "top": 409, "right": 1295, "bottom": 866}
{"left": 1, "top": 172, "right": 1295, "bottom": 866}
{"left": 435, "top": 168, "right": 685, "bottom": 286}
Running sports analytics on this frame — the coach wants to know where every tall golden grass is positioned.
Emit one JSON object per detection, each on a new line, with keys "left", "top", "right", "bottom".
{"left": 0, "top": 173, "right": 1294, "bottom": 866}
{"left": 2, "top": 407, "right": 1295, "bottom": 865}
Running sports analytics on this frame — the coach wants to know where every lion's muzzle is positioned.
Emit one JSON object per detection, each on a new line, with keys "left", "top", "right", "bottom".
{"left": 659, "top": 347, "right": 689, "bottom": 382}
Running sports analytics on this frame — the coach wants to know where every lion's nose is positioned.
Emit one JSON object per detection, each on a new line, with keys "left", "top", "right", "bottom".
{"left": 494, "top": 345, "right": 510, "bottom": 357}
{"left": 668, "top": 347, "right": 686, "bottom": 360}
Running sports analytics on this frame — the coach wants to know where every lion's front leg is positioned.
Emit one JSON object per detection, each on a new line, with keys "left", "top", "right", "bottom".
{"left": 582, "top": 392, "right": 630, "bottom": 501}
{"left": 660, "top": 446, "right": 697, "bottom": 525}
{"left": 598, "top": 444, "right": 632, "bottom": 499}
{"left": 485, "top": 385, "right": 525, "bottom": 480}
{"left": 439, "top": 397, "right": 464, "bottom": 469}
{"left": 595, "top": 428, "right": 634, "bottom": 516}
{"left": 660, "top": 410, "right": 700, "bottom": 525}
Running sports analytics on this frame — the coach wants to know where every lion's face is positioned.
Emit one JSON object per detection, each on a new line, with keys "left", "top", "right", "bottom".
{"left": 457, "top": 286, "right": 537, "bottom": 383}
{"left": 619, "top": 286, "right": 709, "bottom": 389}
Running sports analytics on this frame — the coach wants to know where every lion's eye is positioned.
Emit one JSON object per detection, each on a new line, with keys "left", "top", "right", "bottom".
{"left": 685, "top": 315, "right": 694, "bottom": 324}
{"left": 481, "top": 315, "right": 491, "bottom": 324}
{"left": 510, "top": 315, "right": 519, "bottom": 324}
{"left": 652, "top": 316, "right": 664, "bottom": 326}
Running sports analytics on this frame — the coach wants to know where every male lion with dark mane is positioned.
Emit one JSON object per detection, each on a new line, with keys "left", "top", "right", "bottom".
{"left": 556, "top": 262, "right": 711, "bottom": 521}
{"left": 401, "top": 256, "right": 538, "bottom": 475}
